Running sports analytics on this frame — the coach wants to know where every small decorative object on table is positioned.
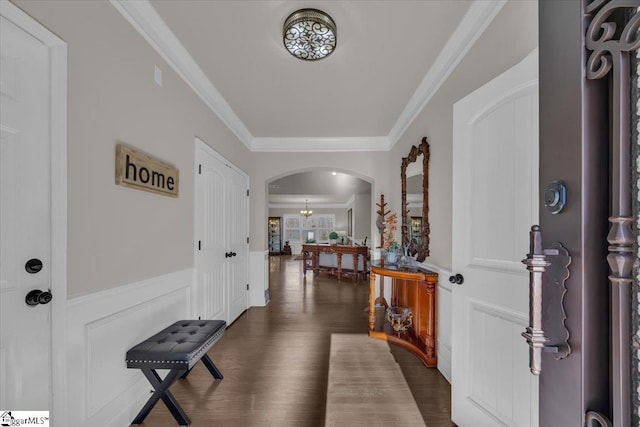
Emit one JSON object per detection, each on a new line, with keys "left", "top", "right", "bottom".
{"left": 386, "top": 242, "right": 399, "bottom": 264}
{"left": 382, "top": 213, "right": 399, "bottom": 263}
{"left": 386, "top": 306, "right": 413, "bottom": 334}
{"left": 399, "top": 243, "right": 417, "bottom": 269}
{"left": 329, "top": 231, "right": 339, "bottom": 245}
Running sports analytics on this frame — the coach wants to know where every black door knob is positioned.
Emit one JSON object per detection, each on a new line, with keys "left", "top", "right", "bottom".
{"left": 25, "top": 258, "right": 43, "bottom": 274}
{"left": 25, "top": 289, "right": 53, "bottom": 306}
{"left": 449, "top": 274, "right": 464, "bottom": 285}
{"left": 231, "top": 252, "right": 237, "bottom": 257}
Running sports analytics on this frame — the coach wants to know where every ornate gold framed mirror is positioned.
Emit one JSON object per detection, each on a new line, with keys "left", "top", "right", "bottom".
{"left": 401, "top": 137, "right": 430, "bottom": 261}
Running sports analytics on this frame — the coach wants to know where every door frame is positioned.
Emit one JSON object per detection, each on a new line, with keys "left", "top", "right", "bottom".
{"left": 1, "top": 1, "right": 68, "bottom": 423}
{"left": 193, "top": 137, "right": 250, "bottom": 322}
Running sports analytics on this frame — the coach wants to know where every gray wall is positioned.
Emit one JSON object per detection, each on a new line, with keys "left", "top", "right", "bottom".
{"left": 390, "top": 0, "right": 538, "bottom": 270}
{"left": 15, "top": 0, "right": 250, "bottom": 296}
{"left": 268, "top": 208, "right": 348, "bottom": 231}
{"left": 251, "top": 154, "right": 391, "bottom": 252}
{"left": 353, "top": 193, "right": 372, "bottom": 241}
{"left": 268, "top": 196, "right": 372, "bottom": 243}
{"left": 14, "top": 0, "right": 537, "bottom": 293}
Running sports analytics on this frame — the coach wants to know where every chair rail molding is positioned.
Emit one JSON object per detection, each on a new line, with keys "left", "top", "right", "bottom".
{"left": 66, "top": 268, "right": 195, "bottom": 426}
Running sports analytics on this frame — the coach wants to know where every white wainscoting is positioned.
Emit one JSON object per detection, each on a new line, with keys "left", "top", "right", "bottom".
{"left": 66, "top": 269, "right": 195, "bottom": 427}
{"left": 249, "top": 250, "right": 269, "bottom": 307}
{"left": 418, "top": 261, "right": 453, "bottom": 383}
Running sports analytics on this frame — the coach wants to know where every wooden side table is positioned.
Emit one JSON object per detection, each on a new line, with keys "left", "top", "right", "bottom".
{"left": 368, "top": 262, "right": 438, "bottom": 367}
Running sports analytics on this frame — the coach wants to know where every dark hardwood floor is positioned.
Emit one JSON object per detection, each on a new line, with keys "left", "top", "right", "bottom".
{"left": 138, "top": 255, "right": 453, "bottom": 426}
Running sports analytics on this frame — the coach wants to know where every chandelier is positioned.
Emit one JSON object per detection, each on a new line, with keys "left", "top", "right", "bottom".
{"left": 283, "top": 9, "right": 337, "bottom": 61}
{"left": 300, "top": 200, "right": 313, "bottom": 218}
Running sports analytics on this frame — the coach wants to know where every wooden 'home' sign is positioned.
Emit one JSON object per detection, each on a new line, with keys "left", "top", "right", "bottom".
{"left": 115, "top": 144, "right": 179, "bottom": 197}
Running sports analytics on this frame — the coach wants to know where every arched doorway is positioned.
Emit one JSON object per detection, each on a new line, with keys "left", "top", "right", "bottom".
{"left": 266, "top": 169, "right": 373, "bottom": 256}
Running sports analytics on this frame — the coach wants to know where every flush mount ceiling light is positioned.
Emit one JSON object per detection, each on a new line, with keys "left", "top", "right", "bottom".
{"left": 283, "top": 8, "right": 337, "bottom": 61}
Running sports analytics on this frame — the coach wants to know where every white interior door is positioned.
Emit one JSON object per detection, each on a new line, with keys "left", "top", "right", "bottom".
{"left": 226, "top": 166, "right": 248, "bottom": 324}
{"left": 452, "top": 50, "right": 539, "bottom": 427}
{"left": 0, "top": 13, "right": 51, "bottom": 410}
{"left": 195, "top": 142, "right": 228, "bottom": 322}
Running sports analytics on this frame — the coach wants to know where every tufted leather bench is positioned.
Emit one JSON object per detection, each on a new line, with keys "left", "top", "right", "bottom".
{"left": 126, "top": 320, "right": 226, "bottom": 426}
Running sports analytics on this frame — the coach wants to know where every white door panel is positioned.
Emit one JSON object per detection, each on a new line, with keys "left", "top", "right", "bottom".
{"left": 452, "top": 50, "right": 539, "bottom": 427}
{"left": 227, "top": 166, "right": 248, "bottom": 323}
{"left": 0, "top": 14, "right": 51, "bottom": 410}
{"left": 195, "top": 140, "right": 248, "bottom": 325}
{"left": 196, "top": 148, "right": 227, "bottom": 322}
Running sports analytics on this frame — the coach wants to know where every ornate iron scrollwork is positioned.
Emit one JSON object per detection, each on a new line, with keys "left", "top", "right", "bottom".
{"left": 585, "top": 1, "right": 640, "bottom": 425}
{"left": 585, "top": 0, "right": 640, "bottom": 80}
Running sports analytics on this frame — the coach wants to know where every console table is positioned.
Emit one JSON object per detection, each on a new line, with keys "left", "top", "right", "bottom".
{"left": 302, "top": 244, "right": 369, "bottom": 282}
{"left": 368, "top": 262, "right": 438, "bottom": 367}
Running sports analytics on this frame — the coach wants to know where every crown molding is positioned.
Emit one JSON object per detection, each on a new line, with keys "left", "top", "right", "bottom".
{"left": 111, "top": 0, "right": 504, "bottom": 153}
{"left": 387, "top": 0, "right": 507, "bottom": 147}
{"left": 268, "top": 201, "right": 353, "bottom": 209}
{"left": 110, "top": 0, "right": 253, "bottom": 148}
{"left": 251, "top": 136, "right": 391, "bottom": 152}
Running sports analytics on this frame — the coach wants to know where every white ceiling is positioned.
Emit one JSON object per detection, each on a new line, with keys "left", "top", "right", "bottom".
{"left": 151, "top": 0, "right": 472, "bottom": 141}
{"left": 269, "top": 171, "right": 371, "bottom": 205}
{"left": 112, "top": 0, "right": 504, "bottom": 204}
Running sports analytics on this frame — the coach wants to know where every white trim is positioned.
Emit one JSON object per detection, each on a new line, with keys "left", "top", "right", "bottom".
{"left": 249, "top": 251, "right": 269, "bottom": 307}
{"left": 250, "top": 136, "right": 391, "bottom": 152}
{"left": 109, "top": 0, "right": 253, "bottom": 148}
{"left": 194, "top": 136, "right": 249, "bottom": 177}
{"left": 388, "top": 0, "right": 507, "bottom": 146}
{"left": 110, "top": 0, "right": 505, "bottom": 152}
{"left": 268, "top": 201, "right": 354, "bottom": 210}
{"left": 0, "top": 2, "right": 69, "bottom": 424}
{"left": 66, "top": 269, "right": 194, "bottom": 426}
{"left": 418, "top": 261, "right": 453, "bottom": 383}
{"left": 49, "top": 41, "right": 68, "bottom": 427}
{"left": 194, "top": 137, "right": 250, "bottom": 323}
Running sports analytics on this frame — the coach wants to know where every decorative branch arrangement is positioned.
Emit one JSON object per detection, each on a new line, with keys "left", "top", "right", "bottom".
{"left": 375, "top": 194, "right": 390, "bottom": 249}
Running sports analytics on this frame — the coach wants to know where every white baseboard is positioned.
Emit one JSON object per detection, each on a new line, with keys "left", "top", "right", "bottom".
{"left": 66, "top": 269, "right": 195, "bottom": 426}
{"left": 249, "top": 251, "right": 269, "bottom": 307}
{"left": 418, "top": 261, "right": 453, "bottom": 384}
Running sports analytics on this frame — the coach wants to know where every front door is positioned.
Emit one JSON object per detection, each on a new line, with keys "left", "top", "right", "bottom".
{"left": 0, "top": 9, "right": 52, "bottom": 410}
{"left": 451, "top": 50, "right": 539, "bottom": 426}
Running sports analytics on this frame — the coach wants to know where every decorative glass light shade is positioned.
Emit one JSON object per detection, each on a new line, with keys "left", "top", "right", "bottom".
{"left": 283, "top": 9, "right": 337, "bottom": 61}
{"left": 300, "top": 199, "right": 313, "bottom": 217}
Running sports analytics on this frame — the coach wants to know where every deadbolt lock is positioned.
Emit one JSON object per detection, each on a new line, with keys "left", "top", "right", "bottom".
{"left": 544, "top": 180, "right": 567, "bottom": 214}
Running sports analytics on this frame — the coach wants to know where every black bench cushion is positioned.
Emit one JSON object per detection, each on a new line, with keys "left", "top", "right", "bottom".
{"left": 126, "top": 320, "right": 226, "bottom": 370}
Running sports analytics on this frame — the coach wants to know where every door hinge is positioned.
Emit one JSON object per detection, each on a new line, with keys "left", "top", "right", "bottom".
{"left": 198, "top": 164, "right": 202, "bottom": 175}
{"left": 247, "top": 237, "right": 250, "bottom": 244}
{"left": 246, "top": 189, "right": 250, "bottom": 197}
{"left": 246, "top": 284, "right": 250, "bottom": 291}
{"left": 198, "top": 240, "right": 201, "bottom": 251}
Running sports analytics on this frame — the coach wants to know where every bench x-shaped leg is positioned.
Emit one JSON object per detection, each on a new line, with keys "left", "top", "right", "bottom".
{"left": 132, "top": 368, "right": 190, "bottom": 426}
{"left": 180, "top": 354, "right": 224, "bottom": 380}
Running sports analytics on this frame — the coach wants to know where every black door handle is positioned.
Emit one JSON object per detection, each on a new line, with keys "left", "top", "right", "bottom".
{"left": 449, "top": 274, "right": 464, "bottom": 285}
{"left": 231, "top": 252, "right": 236, "bottom": 257}
{"left": 25, "top": 289, "right": 53, "bottom": 306}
